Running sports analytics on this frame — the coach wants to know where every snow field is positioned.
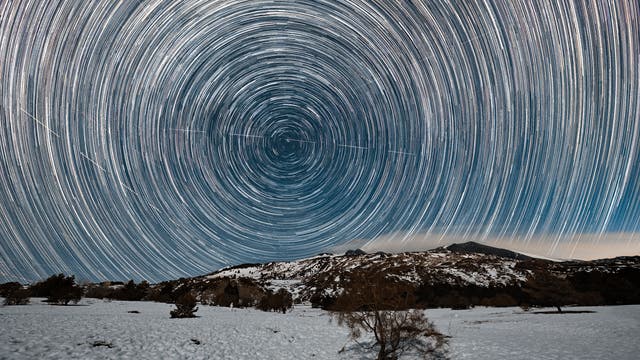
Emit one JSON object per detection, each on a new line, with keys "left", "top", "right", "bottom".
{"left": 1, "top": 299, "right": 638, "bottom": 359}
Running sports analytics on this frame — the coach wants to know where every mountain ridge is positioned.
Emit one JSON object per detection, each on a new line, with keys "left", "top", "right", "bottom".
{"left": 80, "top": 242, "right": 640, "bottom": 310}
{"left": 198, "top": 242, "right": 638, "bottom": 306}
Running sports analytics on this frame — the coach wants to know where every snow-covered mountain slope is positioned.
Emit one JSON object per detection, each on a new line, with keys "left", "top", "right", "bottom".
{"left": 209, "top": 248, "right": 529, "bottom": 285}
{"left": 196, "top": 242, "right": 640, "bottom": 305}
{"left": 202, "top": 247, "right": 533, "bottom": 302}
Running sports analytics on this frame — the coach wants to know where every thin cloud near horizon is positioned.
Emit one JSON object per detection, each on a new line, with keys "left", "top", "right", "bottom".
{"left": 332, "top": 232, "right": 640, "bottom": 261}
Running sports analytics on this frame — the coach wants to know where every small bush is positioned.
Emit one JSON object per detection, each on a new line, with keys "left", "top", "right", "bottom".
{"left": 30, "top": 274, "right": 82, "bottom": 305}
{"left": 0, "top": 282, "right": 22, "bottom": 297}
{"left": 310, "top": 292, "right": 336, "bottom": 309}
{"left": 257, "top": 289, "right": 293, "bottom": 313}
{"left": 85, "top": 280, "right": 150, "bottom": 301}
{"left": 84, "top": 284, "right": 113, "bottom": 299}
{"left": 170, "top": 292, "right": 198, "bottom": 318}
{"left": 214, "top": 282, "right": 240, "bottom": 307}
{"left": 146, "top": 282, "right": 180, "bottom": 303}
{"left": 115, "top": 280, "right": 149, "bottom": 301}
{"left": 3, "top": 287, "right": 30, "bottom": 306}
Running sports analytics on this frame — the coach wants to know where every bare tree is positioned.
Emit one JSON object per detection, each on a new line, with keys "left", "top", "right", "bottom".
{"left": 332, "top": 271, "right": 448, "bottom": 359}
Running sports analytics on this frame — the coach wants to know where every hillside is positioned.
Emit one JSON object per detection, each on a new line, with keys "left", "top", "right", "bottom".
{"left": 190, "top": 244, "right": 640, "bottom": 309}
{"left": 203, "top": 248, "right": 530, "bottom": 303}
{"left": 80, "top": 243, "right": 640, "bottom": 310}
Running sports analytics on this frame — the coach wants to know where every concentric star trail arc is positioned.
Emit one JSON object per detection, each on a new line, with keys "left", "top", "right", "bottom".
{"left": 0, "top": 0, "right": 638, "bottom": 282}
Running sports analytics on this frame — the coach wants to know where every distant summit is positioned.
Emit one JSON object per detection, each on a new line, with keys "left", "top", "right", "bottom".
{"left": 445, "top": 241, "right": 533, "bottom": 260}
{"left": 344, "top": 249, "right": 367, "bottom": 256}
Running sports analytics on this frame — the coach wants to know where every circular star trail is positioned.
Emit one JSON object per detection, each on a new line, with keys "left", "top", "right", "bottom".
{"left": 1, "top": 0, "right": 639, "bottom": 282}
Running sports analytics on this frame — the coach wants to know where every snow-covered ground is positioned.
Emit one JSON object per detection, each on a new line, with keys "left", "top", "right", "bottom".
{"left": 1, "top": 299, "right": 638, "bottom": 359}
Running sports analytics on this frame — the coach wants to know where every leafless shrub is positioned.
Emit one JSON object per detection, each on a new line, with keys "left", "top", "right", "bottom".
{"left": 332, "top": 271, "right": 448, "bottom": 359}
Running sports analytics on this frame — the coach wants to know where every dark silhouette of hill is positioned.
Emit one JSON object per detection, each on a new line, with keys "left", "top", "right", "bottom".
{"left": 446, "top": 241, "right": 533, "bottom": 260}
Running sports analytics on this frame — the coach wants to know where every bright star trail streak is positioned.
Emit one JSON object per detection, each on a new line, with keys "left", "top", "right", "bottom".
{"left": 1, "top": 0, "right": 639, "bottom": 282}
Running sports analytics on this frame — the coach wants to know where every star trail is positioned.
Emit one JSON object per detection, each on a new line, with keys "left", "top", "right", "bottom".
{"left": 1, "top": 0, "right": 639, "bottom": 282}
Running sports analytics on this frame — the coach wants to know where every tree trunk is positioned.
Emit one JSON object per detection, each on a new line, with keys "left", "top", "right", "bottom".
{"left": 377, "top": 344, "right": 387, "bottom": 360}
{"left": 556, "top": 305, "right": 562, "bottom": 313}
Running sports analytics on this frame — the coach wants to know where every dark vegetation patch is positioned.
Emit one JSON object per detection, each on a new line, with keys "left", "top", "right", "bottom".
{"left": 170, "top": 292, "right": 198, "bottom": 318}
{"left": 1, "top": 282, "right": 30, "bottom": 305}
{"left": 91, "top": 340, "right": 113, "bottom": 348}
{"left": 30, "top": 274, "right": 82, "bottom": 305}
{"left": 256, "top": 289, "right": 293, "bottom": 313}
{"left": 85, "top": 280, "right": 150, "bottom": 301}
{"left": 309, "top": 263, "right": 640, "bottom": 312}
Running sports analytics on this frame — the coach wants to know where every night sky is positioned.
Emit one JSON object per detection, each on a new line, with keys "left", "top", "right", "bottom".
{"left": 1, "top": 0, "right": 639, "bottom": 283}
